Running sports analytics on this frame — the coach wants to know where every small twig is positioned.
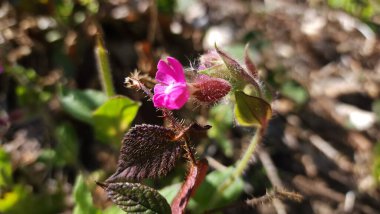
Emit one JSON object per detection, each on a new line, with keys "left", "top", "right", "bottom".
{"left": 258, "top": 148, "right": 287, "bottom": 214}
{"left": 148, "top": 0, "right": 158, "bottom": 43}
{"left": 206, "top": 187, "right": 303, "bottom": 213}
{"left": 309, "top": 134, "right": 353, "bottom": 172}
{"left": 206, "top": 156, "right": 227, "bottom": 171}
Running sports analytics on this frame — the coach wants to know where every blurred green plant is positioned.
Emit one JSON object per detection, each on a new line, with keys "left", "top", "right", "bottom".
{"left": 73, "top": 174, "right": 101, "bottom": 214}
{"left": 59, "top": 88, "right": 107, "bottom": 124}
{"left": 373, "top": 99, "right": 380, "bottom": 122}
{"left": 157, "top": 0, "right": 176, "bottom": 14}
{"left": 208, "top": 104, "right": 234, "bottom": 157}
{"left": 328, "top": 0, "right": 380, "bottom": 21}
{"left": 38, "top": 123, "right": 79, "bottom": 167}
{"left": 189, "top": 167, "right": 244, "bottom": 212}
{"left": 7, "top": 65, "right": 52, "bottom": 108}
{"left": 281, "top": 81, "right": 309, "bottom": 105}
{"left": 0, "top": 148, "right": 12, "bottom": 188}
{"left": 93, "top": 96, "right": 140, "bottom": 146}
{"left": 373, "top": 142, "right": 380, "bottom": 184}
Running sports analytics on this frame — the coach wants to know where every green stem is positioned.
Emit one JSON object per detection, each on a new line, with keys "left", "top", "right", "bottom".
{"left": 209, "top": 127, "right": 264, "bottom": 207}
{"left": 233, "top": 127, "right": 262, "bottom": 178}
{"left": 95, "top": 35, "right": 115, "bottom": 97}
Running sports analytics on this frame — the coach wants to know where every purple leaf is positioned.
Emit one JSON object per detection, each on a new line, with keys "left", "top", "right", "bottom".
{"left": 107, "top": 124, "right": 181, "bottom": 182}
{"left": 244, "top": 44, "right": 258, "bottom": 79}
{"left": 215, "top": 45, "right": 262, "bottom": 97}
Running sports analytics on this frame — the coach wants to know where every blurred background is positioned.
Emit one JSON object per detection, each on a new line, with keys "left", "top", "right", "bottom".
{"left": 0, "top": 0, "right": 380, "bottom": 213}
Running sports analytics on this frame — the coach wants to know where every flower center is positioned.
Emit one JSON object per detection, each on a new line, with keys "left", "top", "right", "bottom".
{"left": 164, "top": 84, "right": 175, "bottom": 94}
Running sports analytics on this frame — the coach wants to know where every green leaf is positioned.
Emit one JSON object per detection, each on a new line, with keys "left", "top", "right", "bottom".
{"left": 159, "top": 183, "right": 182, "bottom": 204}
{"left": 0, "top": 184, "right": 65, "bottom": 214}
{"left": 327, "top": 0, "right": 380, "bottom": 20}
{"left": 54, "top": 123, "right": 79, "bottom": 166}
{"left": 234, "top": 91, "right": 272, "bottom": 127}
{"left": 92, "top": 96, "right": 140, "bottom": 145}
{"left": 103, "top": 205, "right": 125, "bottom": 214}
{"left": 99, "top": 182, "right": 171, "bottom": 214}
{"left": 157, "top": 0, "right": 176, "bottom": 14}
{"left": 0, "top": 147, "right": 12, "bottom": 187}
{"left": 189, "top": 167, "right": 244, "bottom": 212}
{"left": 0, "top": 185, "right": 29, "bottom": 212}
{"left": 56, "top": 0, "right": 74, "bottom": 22}
{"left": 59, "top": 88, "right": 107, "bottom": 124}
{"left": 73, "top": 175, "right": 101, "bottom": 214}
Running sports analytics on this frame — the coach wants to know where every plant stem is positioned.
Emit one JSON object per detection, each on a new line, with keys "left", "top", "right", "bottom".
{"left": 95, "top": 35, "right": 115, "bottom": 97}
{"left": 233, "top": 127, "right": 263, "bottom": 178}
{"left": 211, "top": 126, "right": 264, "bottom": 206}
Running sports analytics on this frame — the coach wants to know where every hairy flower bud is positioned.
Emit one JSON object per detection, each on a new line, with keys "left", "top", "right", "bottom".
{"left": 198, "top": 50, "right": 224, "bottom": 70}
{"left": 189, "top": 75, "right": 231, "bottom": 103}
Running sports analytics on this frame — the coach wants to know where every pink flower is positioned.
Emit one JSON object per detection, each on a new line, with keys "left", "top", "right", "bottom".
{"left": 153, "top": 57, "right": 190, "bottom": 110}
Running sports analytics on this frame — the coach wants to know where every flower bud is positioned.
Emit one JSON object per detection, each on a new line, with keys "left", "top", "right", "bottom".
{"left": 198, "top": 50, "right": 224, "bottom": 70}
{"left": 189, "top": 75, "right": 231, "bottom": 103}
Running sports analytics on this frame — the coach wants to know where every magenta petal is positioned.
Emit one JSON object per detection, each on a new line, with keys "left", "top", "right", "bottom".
{"left": 153, "top": 84, "right": 166, "bottom": 95}
{"left": 167, "top": 57, "right": 186, "bottom": 83}
{"left": 165, "top": 84, "right": 189, "bottom": 109}
{"left": 153, "top": 93, "right": 166, "bottom": 108}
{"left": 156, "top": 60, "right": 177, "bottom": 84}
{"left": 153, "top": 83, "right": 189, "bottom": 110}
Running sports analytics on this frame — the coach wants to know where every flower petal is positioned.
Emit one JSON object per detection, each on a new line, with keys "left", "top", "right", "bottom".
{"left": 153, "top": 83, "right": 189, "bottom": 110}
{"left": 167, "top": 57, "right": 186, "bottom": 82}
{"left": 153, "top": 83, "right": 166, "bottom": 95}
{"left": 156, "top": 60, "right": 178, "bottom": 84}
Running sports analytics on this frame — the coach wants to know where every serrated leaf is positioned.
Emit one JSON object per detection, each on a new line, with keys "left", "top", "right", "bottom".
{"left": 171, "top": 160, "right": 208, "bottom": 214}
{"left": 189, "top": 167, "right": 244, "bottom": 212}
{"left": 234, "top": 91, "right": 272, "bottom": 127}
{"left": 107, "top": 124, "right": 181, "bottom": 181}
{"left": 92, "top": 96, "right": 140, "bottom": 145}
{"left": 60, "top": 88, "right": 107, "bottom": 124}
{"left": 100, "top": 182, "right": 171, "bottom": 214}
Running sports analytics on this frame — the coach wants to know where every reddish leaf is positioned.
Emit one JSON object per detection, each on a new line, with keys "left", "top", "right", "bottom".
{"left": 244, "top": 44, "right": 258, "bottom": 79}
{"left": 215, "top": 45, "right": 262, "bottom": 96}
{"left": 107, "top": 124, "right": 181, "bottom": 182}
{"left": 171, "top": 159, "right": 209, "bottom": 214}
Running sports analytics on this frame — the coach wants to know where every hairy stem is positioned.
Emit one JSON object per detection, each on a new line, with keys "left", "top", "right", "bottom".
{"left": 234, "top": 127, "right": 264, "bottom": 178}
{"left": 95, "top": 35, "right": 115, "bottom": 97}
{"left": 210, "top": 125, "right": 266, "bottom": 206}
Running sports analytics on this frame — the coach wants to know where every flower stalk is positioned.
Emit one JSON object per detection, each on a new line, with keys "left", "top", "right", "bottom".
{"left": 95, "top": 35, "right": 115, "bottom": 97}
{"left": 209, "top": 124, "right": 267, "bottom": 207}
